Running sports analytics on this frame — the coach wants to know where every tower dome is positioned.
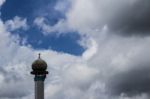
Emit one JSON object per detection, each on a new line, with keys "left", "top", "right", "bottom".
{"left": 31, "top": 53, "right": 48, "bottom": 75}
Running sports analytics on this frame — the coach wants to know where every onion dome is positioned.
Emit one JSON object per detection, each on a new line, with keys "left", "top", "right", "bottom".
{"left": 31, "top": 53, "right": 48, "bottom": 75}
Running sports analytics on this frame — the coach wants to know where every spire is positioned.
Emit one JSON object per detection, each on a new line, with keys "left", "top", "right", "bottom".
{"left": 38, "top": 53, "right": 41, "bottom": 59}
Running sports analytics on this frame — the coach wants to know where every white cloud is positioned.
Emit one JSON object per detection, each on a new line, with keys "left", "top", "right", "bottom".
{"left": 34, "top": 17, "right": 72, "bottom": 35}
{"left": 45, "top": 84, "right": 62, "bottom": 98}
{"left": 54, "top": 0, "right": 70, "bottom": 13}
{"left": 67, "top": 0, "right": 100, "bottom": 33}
{"left": 5, "top": 16, "right": 28, "bottom": 31}
{"left": 0, "top": 0, "right": 5, "bottom": 7}
{"left": 81, "top": 37, "right": 98, "bottom": 60}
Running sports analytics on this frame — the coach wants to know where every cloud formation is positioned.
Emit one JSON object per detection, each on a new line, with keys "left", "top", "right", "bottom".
{"left": 66, "top": 0, "right": 150, "bottom": 36}
{"left": 1, "top": 0, "right": 150, "bottom": 99}
{"left": 37, "top": 0, "right": 150, "bottom": 36}
{"left": 5, "top": 16, "right": 28, "bottom": 31}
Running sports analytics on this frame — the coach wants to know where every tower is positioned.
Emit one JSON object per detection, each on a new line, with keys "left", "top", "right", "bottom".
{"left": 31, "top": 54, "right": 48, "bottom": 99}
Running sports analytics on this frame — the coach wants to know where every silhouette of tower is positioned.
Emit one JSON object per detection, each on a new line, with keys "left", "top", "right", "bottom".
{"left": 31, "top": 53, "right": 48, "bottom": 99}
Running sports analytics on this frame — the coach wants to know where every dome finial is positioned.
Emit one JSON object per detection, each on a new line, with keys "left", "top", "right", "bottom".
{"left": 38, "top": 53, "right": 41, "bottom": 59}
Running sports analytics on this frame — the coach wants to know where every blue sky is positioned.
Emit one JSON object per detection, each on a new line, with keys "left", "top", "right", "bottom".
{"left": 1, "top": 0, "right": 84, "bottom": 56}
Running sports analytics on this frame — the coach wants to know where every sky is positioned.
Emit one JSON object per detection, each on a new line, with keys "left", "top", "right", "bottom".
{"left": 1, "top": 0, "right": 150, "bottom": 99}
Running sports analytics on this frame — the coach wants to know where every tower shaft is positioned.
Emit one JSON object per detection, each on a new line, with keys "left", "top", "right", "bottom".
{"left": 34, "top": 75, "right": 46, "bottom": 99}
{"left": 35, "top": 81, "right": 44, "bottom": 99}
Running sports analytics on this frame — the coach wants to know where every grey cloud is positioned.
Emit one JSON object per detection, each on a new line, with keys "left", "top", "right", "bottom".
{"left": 108, "top": 65, "right": 150, "bottom": 96}
{"left": 107, "top": 0, "right": 150, "bottom": 36}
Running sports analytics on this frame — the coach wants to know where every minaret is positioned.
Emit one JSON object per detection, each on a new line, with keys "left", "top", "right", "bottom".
{"left": 31, "top": 53, "right": 48, "bottom": 99}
